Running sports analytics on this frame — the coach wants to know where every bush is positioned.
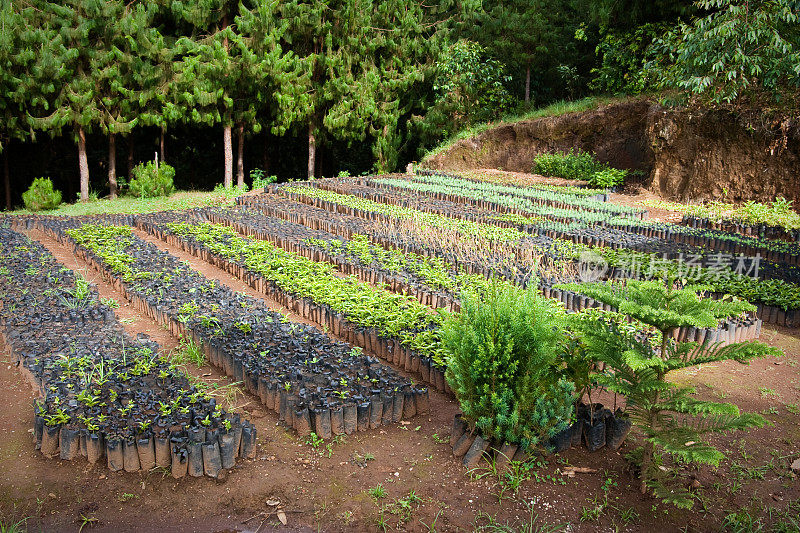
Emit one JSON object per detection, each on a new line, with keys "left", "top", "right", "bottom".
{"left": 128, "top": 161, "right": 176, "bottom": 198}
{"left": 441, "top": 281, "right": 575, "bottom": 450}
{"left": 533, "top": 149, "right": 627, "bottom": 188}
{"left": 250, "top": 168, "right": 277, "bottom": 189}
{"left": 22, "top": 177, "right": 62, "bottom": 211}
{"left": 589, "top": 167, "right": 628, "bottom": 188}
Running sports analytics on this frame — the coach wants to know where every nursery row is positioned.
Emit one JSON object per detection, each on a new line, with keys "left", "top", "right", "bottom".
{"left": 416, "top": 170, "right": 800, "bottom": 262}
{"left": 268, "top": 185, "right": 800, "bottom": 318}
{"left": 521, "top": 218, "right": 799, "bottom": 289}
{"left": 415, "top": 169, "right": 611, "bottom": 199}
{"left": 396, "top": 172, "right": 800, "bottom": 272}
{"left": 0, "top": 226, "right": 254, "bottom": 478}
{"left": 139, "top": 208, "right": 474, "bottom": 312}
{"left": 37, "top": 221, "right": 430, "bottom": 438}
{"left": 641, "top": 198, "right": 800, "bottom": 240}
{"left": 137, "top": 218, "right": 454, "bottom": 383}
{"left": 198, "top": 204, "right": 764, "bottom": 347}
{"left": 386, "top": 172, "right": 640, "bottom": 217}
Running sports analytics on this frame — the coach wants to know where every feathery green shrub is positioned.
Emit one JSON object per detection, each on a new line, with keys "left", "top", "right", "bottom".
{"left": 128, "top": 161, "right": 176, "bottom": 198}
{"left": 22, "top": 177, "right": 62, "bottom": 211}
{"left": 563, "top": 277, "right": 781, "bottom": 508}
{"left": 442, "top": 281, "right": 575, "bottom": 450}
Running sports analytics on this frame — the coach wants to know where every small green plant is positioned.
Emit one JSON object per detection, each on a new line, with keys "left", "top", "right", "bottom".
{"left": 431, "top": 433, "right": 449, "bottom": 444}
{"left": 23, "top": 177, "right": 62, "bottom": 211}
{"left": 58, "top": 275, "right": 93, "bottom": 309}
{"left": 128, "top": 161, "right": 176, "bottom": 198}
{"left": 368, "top": 484, "right": 387, "bottom": 500}
{"left": 78, "top": 513, "right": 99, "bottom": 532}
{"left": 250, "top": 168, "right": 277, "bottom": 189}
{"left": 589, "top": 167, "right": 627, "bottom": 188}
{"left": 305, "top": 432, "right": 324, "bottom": 449}
{"left": 0, "top": 517, "right": 28, "bottom": 533}
{"left": 170, "top": 337, "right": 205, "bottom": 368}
{"left": 100, "top": 297, "right": 120, "bottom": 309}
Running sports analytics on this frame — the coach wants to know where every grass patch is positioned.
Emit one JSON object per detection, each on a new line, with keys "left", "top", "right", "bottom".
{"left": 422, "top": 95, "right": 624, "bottom": 161}
{"left": 6, "top": 190, "right": 236, "bottom": 217}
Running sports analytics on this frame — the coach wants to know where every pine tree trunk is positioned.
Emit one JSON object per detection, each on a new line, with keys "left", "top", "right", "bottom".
{"left": 3, "top": 149, "right": 10, "bottom": 211}
{"left": 78, "top": 126, "right": 89, "bottom": 202}
{"left": 160, "top": 125, "right": 166, "bottom": 164}
{"left": 108, "top": 133, "right": 117, "bottom": 199}
{"left": 525, "top": 63, "right": 531, "bottom": 104}
{"left": 236, "top": 123, "right": 244, "bottom": 187}
{"left": 316, "top": 144, "right": 323, "bottom": 179}
{"left": 307, "top": 122, "right": 316, "bottom": 180}
{"left": 223, "top": 125, "right": 233, "bottom": 188}
{"left": 640, "top": 428, "right": 654, "bottom": 494}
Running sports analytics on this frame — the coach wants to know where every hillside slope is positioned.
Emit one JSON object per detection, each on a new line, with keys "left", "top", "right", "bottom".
{"left": 423, "top": 99, "right": 800, "bottom": 205}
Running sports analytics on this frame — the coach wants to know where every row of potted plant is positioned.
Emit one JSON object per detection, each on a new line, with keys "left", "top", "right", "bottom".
{"left": 0, "top": 225, "right": 254, "bottom": 478}
{"left": 41, "top": 221, "right": 430, "bottom": 440}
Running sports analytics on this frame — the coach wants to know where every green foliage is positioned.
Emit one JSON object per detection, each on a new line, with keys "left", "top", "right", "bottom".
{"left": 418, "top": 40, "right": 513, "bottom": 144}
{"left": 643, "top": 196, "right": 800, "bottom": 231}
{"left": 477, "top": 0, "right": 575, "bottom": 102}
{"left": 249, "top": 168, "right": 276, "bottom": 189}
{"left": 22, "top": 177, "right": 62, "bottom": 211}
{"left": 441, "top": 281, "right": 575, "bottom": 450}
{"left": 589, "top": 168, "right": 628, "bottom": 188}
{"left": 128, "top": 161, "right": 176, "bottom": 199}
{"left": 650, "top": 0, "right": 800, "bottom": 105}
{"left": 590, "top": 23, "right": 667, "bottom": 95}
{"left": 564, "top": 277, "right": 781, "bottom": 508}
{"left": 533, "top": 149, "right": 627, "bottom": 187}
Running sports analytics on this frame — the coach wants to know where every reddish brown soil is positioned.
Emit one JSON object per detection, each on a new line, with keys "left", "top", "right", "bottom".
{"left": 1, "top": 216, "right": 798, "bottom": 532}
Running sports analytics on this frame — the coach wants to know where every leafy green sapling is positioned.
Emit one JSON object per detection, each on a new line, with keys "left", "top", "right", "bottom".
{"left": 561, "top": 277, "right": 781, "bottom": 508}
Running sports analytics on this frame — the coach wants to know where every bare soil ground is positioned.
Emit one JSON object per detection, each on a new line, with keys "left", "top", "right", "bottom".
{"left": 1, "top": 190, "right": 799, "bottom": 532}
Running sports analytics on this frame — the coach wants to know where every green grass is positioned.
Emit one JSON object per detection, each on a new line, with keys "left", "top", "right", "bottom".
{"left": 422, "top": 95, "right": 624, "bottom": 161}
{"left": 6, "top": 190, "right": 235, "bottom": 217}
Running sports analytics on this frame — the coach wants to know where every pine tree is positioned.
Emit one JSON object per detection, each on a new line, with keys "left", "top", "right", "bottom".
{"left": 20, "top": 0, "right": 124, "bottom": 201}
{"left": 168, "top": 0, "right": 262, "bottom": 188}
{"left": 478, "top": 0, "right": 575, "bottom": 103}
{"left": 281, "top": 0, "right": 434, "bottom": 176}
{"left": 236, "top": 1, "right": 299, "bottom": 187}
{"left": 0, "top": 2, "right": 29, "bottom": 208}
{"left": 563, "top": 277, "right": 781, "bottom": 508}
{"left": 92, "top": 1, "right": 152, "bottom": 198}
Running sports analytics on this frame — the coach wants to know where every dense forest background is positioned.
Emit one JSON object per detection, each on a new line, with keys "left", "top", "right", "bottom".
{"left": 0, "top": 0, "right": 798, "bottom": 208}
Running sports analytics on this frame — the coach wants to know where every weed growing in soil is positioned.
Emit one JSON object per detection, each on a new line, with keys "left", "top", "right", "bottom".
{"left": 0, "top": 518, "right": 28, "bottom": 533}
{"left": 473, "top": 498, "right": 566, "bottom": 532}
{"left": 100, "top": 297, "right": 119, "bottom": 309}
{"left": 170, "top": 336, "right": 205, "bottom": 368}
{"left": 368, "top": 484, "right": 387, "bottom": 501}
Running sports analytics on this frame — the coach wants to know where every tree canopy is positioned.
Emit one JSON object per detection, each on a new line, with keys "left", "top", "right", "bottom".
{"left": 1, "top": 0, "right": 797, "bottom": 206}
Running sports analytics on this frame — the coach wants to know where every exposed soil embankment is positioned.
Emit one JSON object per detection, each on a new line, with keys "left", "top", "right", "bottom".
{"left": 423, "top": 99, "right": 800, "bottom": 204}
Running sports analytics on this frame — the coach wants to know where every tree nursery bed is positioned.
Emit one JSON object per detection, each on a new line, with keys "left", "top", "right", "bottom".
{"left": 0, "top": 172, "right": 798, "bottom": 532}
